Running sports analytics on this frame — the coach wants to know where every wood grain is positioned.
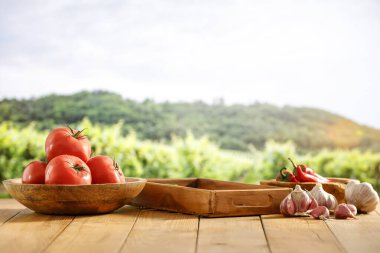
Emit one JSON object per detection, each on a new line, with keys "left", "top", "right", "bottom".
{"left": 375, "top": 203, "right": 380, "bottom": 216}
{"left": 196, "top": 178, "right": 280, "bottom": 190}
{"left": 131, "top": 180, "right": 213, "bottom": 215}
{"left": 0, "top": 208, "right": 22, "bottom": 225}
{"left": 3, "top": 177, "right": 146, "bottom": 215}
{"left": 211, "top": 188, "right": 290, "bottom": 217}
{"left": 45, "top": 206, "right": 140, "bottom": 253}
{"left": 197, "top": 216, "right": 269, "bottom": 253}
{"left": 131, "top": 178, "right": 291, "bottom": 217}
{"left": 0, "top": 209, "right": 74, "bottom": 253}
{"left": 1, "top": 199, "right": 380, "bottom": 253}
{"left": 261, "top": 215, "right": 344, "bottom": 253}
{"left": 325, "top": 211, "right": 380, "bottom": 253}
{"left": 0, "top": 198, "right": 25, "bottom": 209}
{"left": 120, "top": 209, "right": 199, "bottom": 253}
{"left": 0, "top": 199, "right": 24, "bottom": 225}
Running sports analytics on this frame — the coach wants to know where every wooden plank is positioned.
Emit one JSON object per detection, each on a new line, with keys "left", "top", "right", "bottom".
{"left": 44, "top": 206, "right": 140, "bottom": 253}
{"left": 0, "top": 208, "right": 23, "bottom": 225}
{"left": 0, "top": 209, "right": 74, "bottom": 253}
{"left": 0, "top": 199, "right": 25, "bottom": 225}
{"left": 197, "top": 216, "right": 269, "bottom": 253}
{"left": 325, "top": 211, "right": 380, "bottom": 253}
{"left": 0, "top": 198, "right": 25, "bottom": 209}
{"left": 261, "top": 214, "right": 344, "bottom": 253}
{"left": 375, "top": 203, "right": 380, "bottom": 216}
{"left": 120, "top": 209, "right": 199, "bottom": 253}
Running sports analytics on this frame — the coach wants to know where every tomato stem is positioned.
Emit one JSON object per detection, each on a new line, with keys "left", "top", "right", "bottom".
{"left": 66, "top": 125, "right": 87, "bottom": 140}
{"left": 113, "top": 159, "right": 123, "bottom": 176}
{"left": 67, "top": 125, "right": 75, "bottom": 135}
{"left": 72, "top": 164, "right": 87, "bottom": 174}
{"left": 66, "top": 160, "right": 87, "bottom": 174}
{"left": 72, "top": 128, "right": 86, "bottom": 139}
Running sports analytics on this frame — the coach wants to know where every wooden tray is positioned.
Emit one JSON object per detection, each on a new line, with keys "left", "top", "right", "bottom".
{"left": 260, "top": 177, "right": 359, "bottom": 203}
{"left": 130, "top": 178, "right": 292, "bottom": 217}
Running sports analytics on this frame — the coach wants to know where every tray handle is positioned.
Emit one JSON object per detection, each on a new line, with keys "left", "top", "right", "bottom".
{"left": 232, "top": 194, "right": 273, "bottom": 209}
{"left": 214, "top": 190, "right": 284, "bottom": 212}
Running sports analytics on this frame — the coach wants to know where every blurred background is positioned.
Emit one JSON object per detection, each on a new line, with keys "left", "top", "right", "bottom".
{"left": 1, "top": 0, "right": 380, "bottom": 196}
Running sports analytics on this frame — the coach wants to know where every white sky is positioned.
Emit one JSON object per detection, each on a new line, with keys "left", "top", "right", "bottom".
{"left": 0, "top": 0, "right": 380, "bottom": 128}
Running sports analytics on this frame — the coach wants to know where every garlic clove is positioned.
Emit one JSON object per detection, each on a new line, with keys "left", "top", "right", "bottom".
{"left": 346, "top": 204, "right": 357, "bottom": 216}
{"left": 326, "top": 197, "right": 336, "bottom": 210}
{"left": 335, "top": 204, "right": 357, "bottom": 219}
{"left": 280, "top": 196, "right": 287, "bottom": 215}
{"left": 286, "top": 197, "right": 296, "bottom": 215}
{"left": 280, "top": 195, "right": 295, "bottom": 216}
{"left": 308, "top": 206, "right": 330, "bottom": 220}
{"left": 310, "top": 183, "right": 337, "bottom": 210}
{"left": 306, "top": 190, "right": 319, "bottom": 210}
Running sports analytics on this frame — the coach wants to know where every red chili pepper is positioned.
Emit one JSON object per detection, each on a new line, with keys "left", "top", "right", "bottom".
{"left": 300, "top": 165, "right": 330, "bottom": 183}
{"left": 276, "top": 167, "right": 299, "bottom": 182}
{"left": 288, "top": 158, "right": 325, "bottom": 183}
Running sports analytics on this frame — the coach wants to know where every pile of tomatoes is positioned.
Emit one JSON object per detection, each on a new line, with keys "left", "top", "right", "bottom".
{"left": 22, "top": 127, "right": 125, "bottom": 185}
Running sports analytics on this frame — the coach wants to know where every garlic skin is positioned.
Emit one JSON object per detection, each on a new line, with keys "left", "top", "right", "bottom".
{"left": 335, "top": 204, "right": 356, "bottom": 219}
{"left": 280, "top": 185, "right": 318, "bottom": 216}
{"left": 280, "top": 194, "right": 295, "bottom": 216}
{"left": 346, "top": 204, "right": 357, "bottom": 215}
{"left": 345, "top": 181, "right": 379, "bottom": 213}
{"left": 306, "top": 190, "right": 319, "bottom": 210}
{"left": 310, "top": 183, "right": 337, "bottom": 210}
{"left": 308, "top": 206, "right": 330, "bottom": 220}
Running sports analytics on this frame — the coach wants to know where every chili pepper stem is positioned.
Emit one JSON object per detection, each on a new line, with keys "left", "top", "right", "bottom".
{"left": 288, "top": 157, "right": 297, "bottom": 169}
{"left": 280, "top": 168, "right": 288, "bottom": 177}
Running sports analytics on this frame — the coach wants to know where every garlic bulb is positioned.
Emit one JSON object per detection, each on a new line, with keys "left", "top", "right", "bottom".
{"left": 280, "top": 185, "right": 318, "bottom": 216}
{"left": 310, "top": 183, "right": 337, "bottom": 210}
{"left": 345, "top": 181, "right": 379, "bottom": 213}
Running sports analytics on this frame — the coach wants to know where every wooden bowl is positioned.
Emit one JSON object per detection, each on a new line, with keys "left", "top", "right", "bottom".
{"left": 2, "top": 177, "right": 146, "bottom": 215}
{"left": 260, "top": 177, "right": 359, "bottom": 203}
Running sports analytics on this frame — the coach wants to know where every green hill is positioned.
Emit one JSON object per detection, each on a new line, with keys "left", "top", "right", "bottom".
{"left": 1, "top": 90, "right": 379, "bottom": 151}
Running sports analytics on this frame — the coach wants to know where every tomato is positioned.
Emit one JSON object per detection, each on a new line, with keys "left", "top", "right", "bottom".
{"left": 45, "top": 127, "right": 91, "bottom": 162}
{"left": 45, "top": 155, "right": 91, "bottom": 185}
{"left": 22, "top": 161, "right": 47, "bottom": 184}
{"left": 86, "top": 156, "right": 125, "bottom": 184}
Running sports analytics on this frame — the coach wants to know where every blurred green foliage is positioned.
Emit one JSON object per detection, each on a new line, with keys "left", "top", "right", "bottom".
{"left": 1, "top": 119, "right": 380, "bottom": 193}
{"left": 0, "top": 119, "right": 255, "bottom": 183}
{"left": 1, "top": 91, "right": 380, "bottom": 151}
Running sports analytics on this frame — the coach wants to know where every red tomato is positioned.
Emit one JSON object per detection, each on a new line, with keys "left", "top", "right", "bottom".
{"left": 45, "top": 155, "right": 91, "bottom": 185}
{"left": 45, "top": 127, "right": 91, "bottom": 162}
{"left": 86, "top": 156, "right": 125, "bottom": 184}
{"left": 22, "top": 161, "right": 47, "bottom": 184}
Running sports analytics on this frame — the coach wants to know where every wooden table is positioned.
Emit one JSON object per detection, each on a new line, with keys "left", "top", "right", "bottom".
{"left": 1, "top": 199, "right": 379, "bottom": 253}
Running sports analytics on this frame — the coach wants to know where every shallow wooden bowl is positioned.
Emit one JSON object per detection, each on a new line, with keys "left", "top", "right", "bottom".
{"left": 260, "top": 177, "right": 359, "bottom": 203}
{"left": 2, "top": 177, "right": 146, "bottom": 215}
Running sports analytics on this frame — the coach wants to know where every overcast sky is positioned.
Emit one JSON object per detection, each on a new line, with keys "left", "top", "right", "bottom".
{"left": 0, "top": 0, "right": 379, "bottom": 128}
